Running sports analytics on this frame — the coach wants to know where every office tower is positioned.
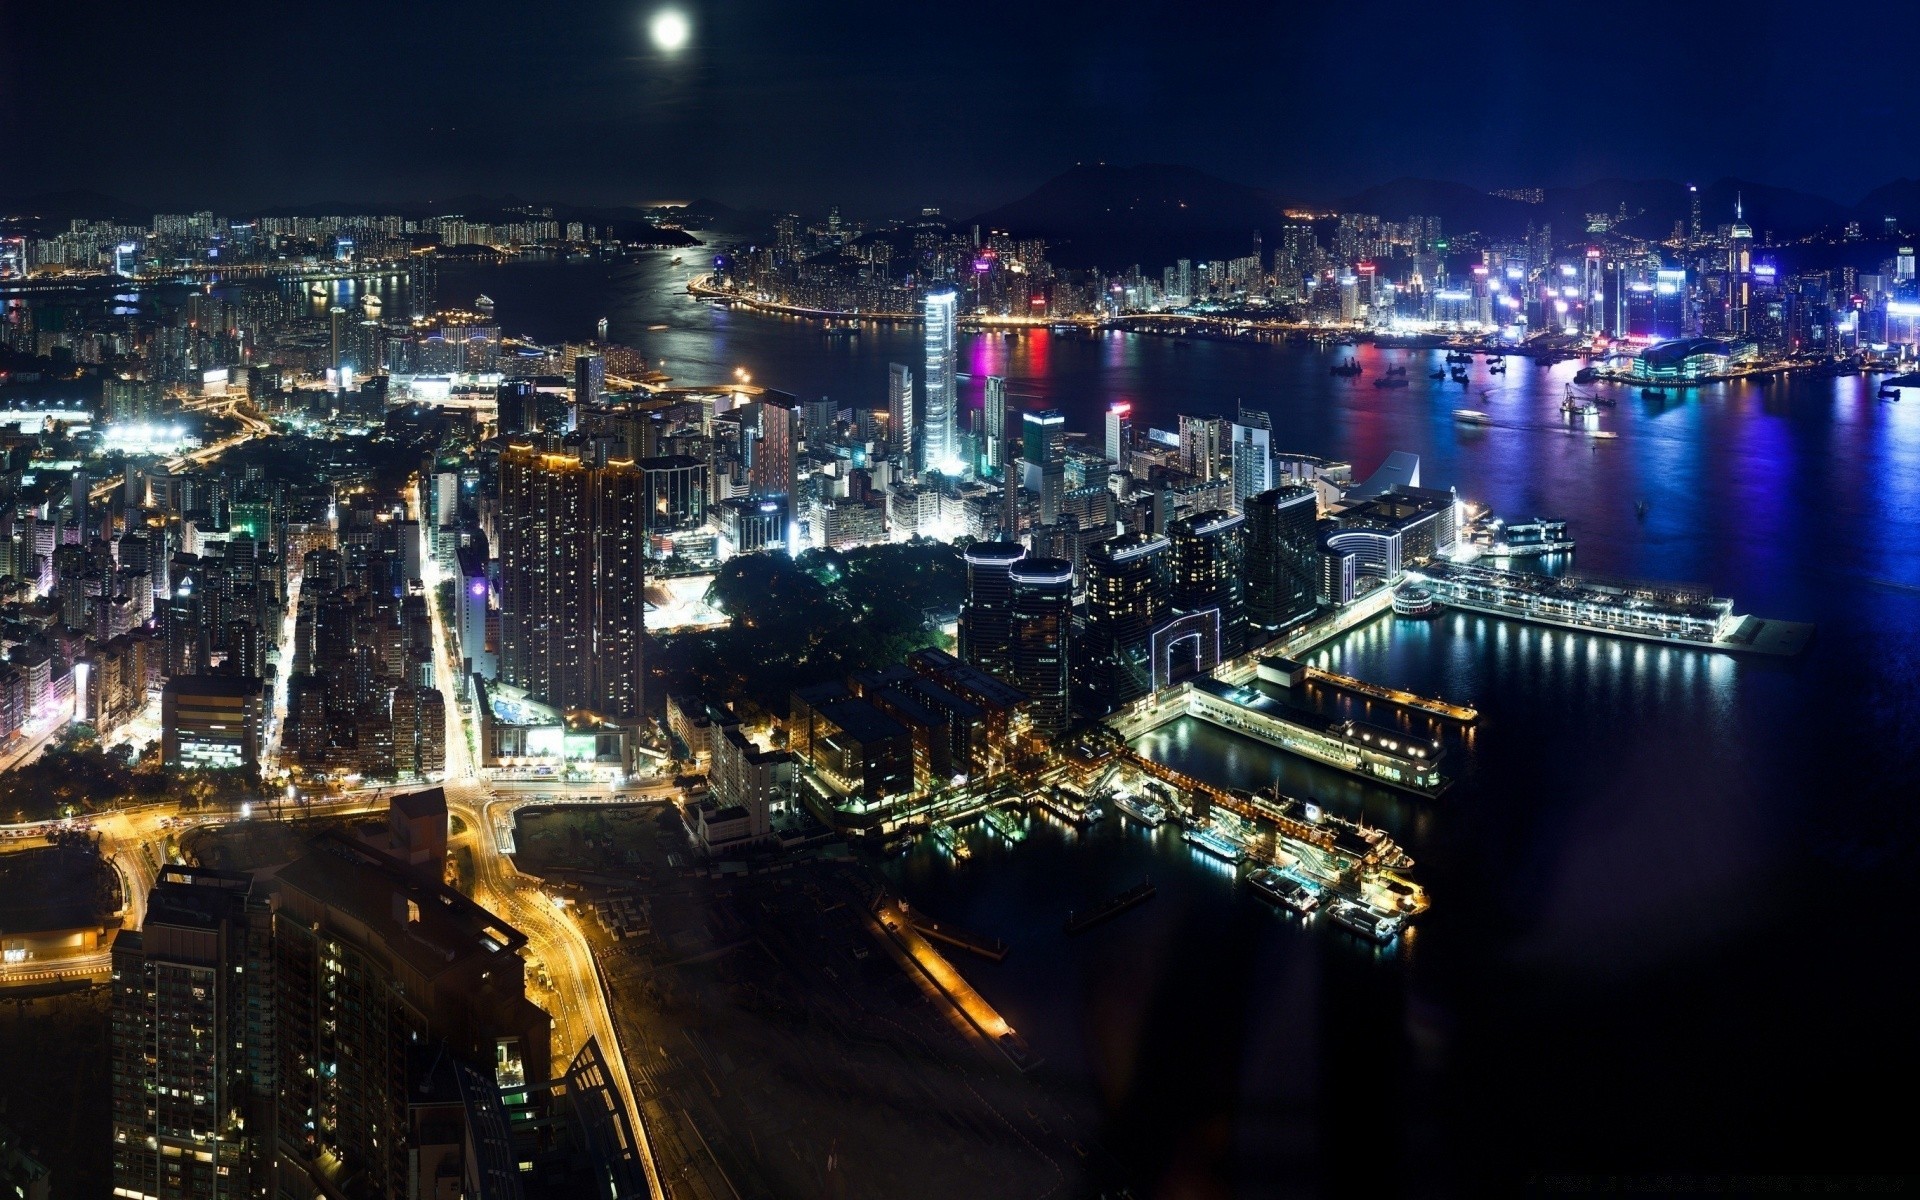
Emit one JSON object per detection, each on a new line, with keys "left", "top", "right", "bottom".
{"left": 1229, "top": 419, "right": 1271, "bottom": 511}
{"left": 574, "top": 351, "right": 606, "bottom": 410}
{"left": 1244, "top": 485, "right": 1321, "bottom": 634}
{"left": 1178, "top": 414, "right": 1225, "bottom": 481}
{"left": 1728, "top": 196, "right": 1753, "bottom": 336}
{"left": 1008, "top": 557, "right": 1072, "bottom": 736}
{"left": 887, "top": 362, "right": 915, "bottom": 466}
{"left": 1688, "top": 184, "right": 1702, "bottom": 245}
{"left": 1168, "top": 509, "right": 1248, "bottom": 657}
{"left": 1022, "top": 408, "right": 1066, "bottom": 465}
{"left": 496, "top": 444, "right": 646, "bottom": 718}
{"left": 1105, "top": 401, "right": 1132, "bottom": 469}
{"left": 164, "top": 577, "right": 210, "bottom": 678}
{"left": 748, "top": 392, "right": 800, "bottom": 548}
{"left": 921, "top": 289, "right": 958, "bottom": 473}
{"left": 959, "top": 541, "right": 1026, "bottom": 683}
{"left": 1074, "top": 532, "right": 1170, "bottom": 713}
{"left": 111, "top": 866, "right": 274, "bottom": 1200}
{"left": 983, "top": 375, "right": 1007, "bottom": 474}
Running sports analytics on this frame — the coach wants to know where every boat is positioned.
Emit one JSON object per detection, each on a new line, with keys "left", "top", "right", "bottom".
{"left": 1574, "top": 366, "right": 1600, "bottom": 384}
{"left": 1065, "top": 878, "right": 1157, "bottom": 935}
{"left": 1327, "top": 899, "right": 1402, "bottom": 944}
{"left": 1111, "top": 791, "right": 1168, "bottom": 827}
{"left": 1373, "top": 376, "right": 1409, "bottom": 388}
{"left": 932, "top": 822, "right": 969, "bottom": 860}
{"left": 1562, "top": 399, "right": 1596, "bottom": 417}
{"left": 1488, "top": 361, "right": 1507, "bottom": 374}
{"left": 671, "top": 256, "right": 682, "bottom": 264}
{"left": 1642, "top": 386, "right": 1668, "bottom": 399}
{"left": 1453, "top": 409, "right": 1492, "bottom": 424}
{"left": 1880, "top": 384, "right": 1902, "bottom": 401}
{"left": 1590, "top": 430, "right": 1619, "bottom": 439}
{"left": 1450, "top": 367, "right": 1469, "bottom": 382}
{"left": 1330, "top": 360, "right": 1363, "bottom": 377}
{"left": 1445, "top": 350, "right": 1474, "bottom": 364}
{"left": 1247, "top": 866, "right": 1323, "bottom": 914}
{"left": 1183, "top": 823, "right": 1248, "bottom": 863}
{"left": 981, "top": 807, "right": 1026, "bottom": 843}
{"left": 1385, "top": 364, "right": 1407, "bottom": 376}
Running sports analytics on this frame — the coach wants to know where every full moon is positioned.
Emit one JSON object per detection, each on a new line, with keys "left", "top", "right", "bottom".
{"left": 648, "top": 10, "right": 689, "bottom": 51}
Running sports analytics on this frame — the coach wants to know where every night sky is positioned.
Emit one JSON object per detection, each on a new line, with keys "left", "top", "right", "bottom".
{"left": 1, "top": 0, "right": 1903, "bottom": 214}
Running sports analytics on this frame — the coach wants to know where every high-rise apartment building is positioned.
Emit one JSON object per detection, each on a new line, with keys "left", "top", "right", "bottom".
{"left": 982, "top": 375, "right": 1007, "bottom": 474}
{"left": 1168, "top": 509, "right": 1248, "bottom": 658}
{"left": 1178, "top": 414, "right": 1225, "bottom": 481}
{"left": 921, "top": 290, "right": 958, "bottom": 473}
{"left": 1105, "top": 401, "right": 1132, "bottom": 470}
{"left": 496, "top": 443, "right": 646, "bottom": 718}
{"left": 110, "top": 866, "right": 275, "bottom": 1200}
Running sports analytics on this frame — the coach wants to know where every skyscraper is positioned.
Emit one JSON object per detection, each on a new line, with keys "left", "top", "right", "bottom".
{"left": 1008, "top": 557, "right": 1073, "bottom": 736}
{"left": 496, "top": 443, "right": 646, "bottom": 717}
{"left": 921, "top": 290, "right": 958, "bottom": 473}
{"left": 1178, "top": 413, "right": 1225, "bottom": 481}
{"left": 1168, "top": 509, "right": 1248, "bottom": 657}
{"left": 574, "top": 351, "right": 605, "bottom": 411}
{"left": 1022, "top": 408, "right": 1066, "bottom": 466}
{"left": 1728, "top": 195, "right": 1753, "bottom": 336}
{"left": 982, "top": 375, "right": 1007, "bottom": 474}
{"left": 1229, "top": 417, "right": 1272, "bottom": 511}
{"left": 959, "top": 541, "right": 1026, "bottom": 683}
{"left": 1075, "top": 533, "right": 1170, "bottom": 713}
{"left": 1244, "top": 485, "right": 1320, "bottom": 634}
{"left": 111, "top": 866, "right": 275, "bottom": 1200}
{"left": 1105, "top": 401, "right": 1132, "bottom": 469}
{"left": 748, "top": 392, "right": 800, "bottom": 549}
{"left": 887, "top": 362, "right": 914, "bottom": 468}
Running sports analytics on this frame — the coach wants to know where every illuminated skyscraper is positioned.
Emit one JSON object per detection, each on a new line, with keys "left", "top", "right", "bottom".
{"left": 1244, "top": 485, "right": 1320, "bottom": 634}
{"left": 1178, "top": 413, "right": 1224, "bottom": 481}
{"left": 1169, "top": 510, "right": 1247, "bottom": 656}
{"left": 1075, "top": 533, "right": 1170, "bottom": 713}
{"left": 497, "top": 444, "right": 647, "bottom": 717}
{"left": 959, "top": 541, "right": 1025, "bottom": 683}
{"left": 921, "top": 289, "right": 958, "bottom": 473}
{"left": 1728, "top": 195, "right": 1753, "bottom": 336}
{"left": 1229, "top": 407, "right": 1271, "bottom": 510}
{"left": 887, "top": 361, "right": 914, "bottom": 465}
{"left": 1022, "top": 408, "right": 1066, "bottom": 465}
{"left": 1105, "top": 401, "right": 1132, "bottom": 469}
{"left": 1008, "top": 557, "right": 1073, "bottom": 735}
{"left": 982, "top": 375, "right": 1007, "bottom": 474}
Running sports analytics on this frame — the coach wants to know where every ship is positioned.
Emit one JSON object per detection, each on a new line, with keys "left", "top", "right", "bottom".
{"left": 981, "top": 807, "right": 1026, "bottom": 843}
{"left": 1247, "top": 866, "right": 1323, "bottom": 914}
{"left": 1574, "top": 366, "right": 1600, "bottom": 383}
{"left": 1111, "top": 791, "right": 1168, "bottom": 827}
{"left": 1562, "top": 398, "right": 1596, "bottom": 417}
{"left": 1327, "top": 899, "right": 1402, "bottom": 944}
{"left": 1330, "top": 360, "right": 1363, "bottom": 377}
{"left": 1453, "top": 409, "right": 1492, "bottom": 424}
{"left": 932, "top": 822, "right": 970, "bottom": 860}
{"left": 1183, "top": 823, "right": 1248, "bottom": 863}
{"left": 1445, "top": 350, "right": 1474, "bottom": 364}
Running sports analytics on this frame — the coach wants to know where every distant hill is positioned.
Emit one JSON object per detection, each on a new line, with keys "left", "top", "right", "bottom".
{"left": 967, "top": 163, "right": 1291, "bottom": 270}
{"left": 0, "top": 189, "right": 144, "bottom": 223}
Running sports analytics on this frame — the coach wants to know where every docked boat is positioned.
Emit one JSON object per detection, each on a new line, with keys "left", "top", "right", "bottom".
{"left": 1445, "top": 350, "right": 1474, "bottom": 364}
{"left": 982, "top": 807, "right": 1026, "bottom": 843}
{"left": 1327, "top": 899, "right": 1402, "bottom": 944}
{"left": 1453, "top": 408, "right": 1492, "bottom": 424}
{"left": 1111, "top": 791, "right": 1168, "bottom": 827}
{"left": 1247, "top": 866, "right": 1323, "bottom": 914}
{"left": 932, "top": 822, "right": 969, "bottom": 859}
{"left": 1574, "top": 366, "right": 1600, "bottom": 383}
{"left": 1183, "top": 823, "right": 1248, "bottom": 863}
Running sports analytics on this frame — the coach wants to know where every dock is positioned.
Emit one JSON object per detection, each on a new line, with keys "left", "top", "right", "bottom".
{"left": 1065, "top": 879, "right": 1157, "bottom": 935}
{"left": 907, "top": 915, "right": 1010, "bottom": 961}
{"left": 1283, "top": 662, "right": 1479, "bottom": 724}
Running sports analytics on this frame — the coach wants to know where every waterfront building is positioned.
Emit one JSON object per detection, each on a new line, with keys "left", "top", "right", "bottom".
{"left": 788, "top": 681, "right": 914, "bottom": 802}
{"left": 959, "top": 541, "right": 1025, "bottom": 684}
{"left": 1630, "top": 336, "right": 1758, "bottom": 381}
{"left": 921, "top": 290, "right": 958, "bottom": 473}
{"left": 1007, "top": 557, "right": 1073, "bottom": 736}
{"left": 1319, "top": 528, "right": 1401, "bottom": 606}
{"left": 1075, "top": 532, "right": 1170, "bottom": 714}
{"left": 1245, "top": 485, "right": 1322, "bottom": 634}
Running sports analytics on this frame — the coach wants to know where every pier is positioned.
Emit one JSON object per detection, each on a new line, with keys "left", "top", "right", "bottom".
{"left": 907, "top": 914, "right": 1010, "bottom": 961}
{"left": 1284, "top": 662, "right": 1479, "bottom": 725}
